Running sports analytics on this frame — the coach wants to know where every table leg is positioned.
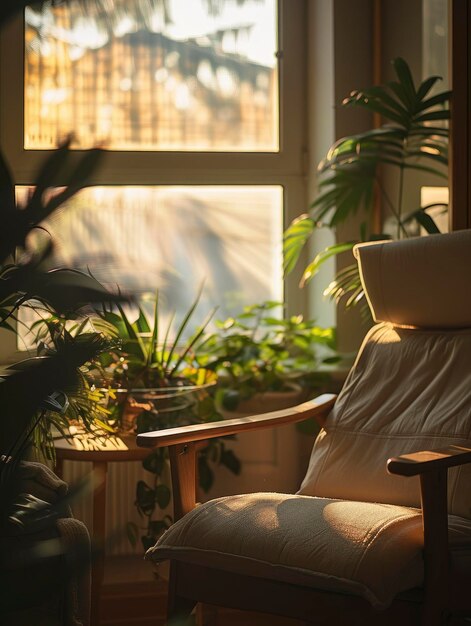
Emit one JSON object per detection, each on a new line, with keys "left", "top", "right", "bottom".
{"left": 91, "top": 460, "right": 108, "bottom": 626}
{"left": 55, "top": 456, "right": 64, "bottom": 479}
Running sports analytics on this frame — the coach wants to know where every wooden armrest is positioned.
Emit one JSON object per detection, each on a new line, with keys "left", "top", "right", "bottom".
{"left": 388, "top": 443, "right": 471, "bottom": 614}
{"left": 142, "top": 393, "right": 336, "bottom": 522}
{"left": 136, "top": 393, "right": 337, "bottom": 449}
{"left": 387, "top": 445, "right": 471, "bottom": 477}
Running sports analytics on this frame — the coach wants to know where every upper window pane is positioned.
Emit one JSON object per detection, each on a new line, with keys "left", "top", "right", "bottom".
{"left": 24, "top": 0, "right": 279, "bottom": 151}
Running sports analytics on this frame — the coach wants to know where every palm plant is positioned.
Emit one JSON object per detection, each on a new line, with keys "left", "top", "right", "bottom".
{"left": 284, "top": 58, "right": 450, "bottom": 311}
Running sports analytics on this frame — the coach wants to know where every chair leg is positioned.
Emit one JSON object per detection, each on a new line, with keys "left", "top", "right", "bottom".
{"left": 167, "top": 595, "right": 197, "bottom": 626}
{"left": 167, "top": 561, "right": 197, "bottom": 626}
{"left": 421, "top": 608, "right": 450, "bottom": 626}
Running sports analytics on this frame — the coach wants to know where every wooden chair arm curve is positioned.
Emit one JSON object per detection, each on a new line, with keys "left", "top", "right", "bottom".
{"left": 387, "top": 445, "right": 471, "bottom": 477}
{"left": 388, "top": 444, "right": 471, "bottom": 612}
{"left": 136, "top": 393, "right": 337, "bottom": 449}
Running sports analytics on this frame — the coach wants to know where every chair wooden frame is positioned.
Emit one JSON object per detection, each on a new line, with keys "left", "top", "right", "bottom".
{"left": 137, "top": 394, "right": 471, "bottom": 626}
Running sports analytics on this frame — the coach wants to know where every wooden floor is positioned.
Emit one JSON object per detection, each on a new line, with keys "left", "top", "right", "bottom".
{"left": 100, "top": 556, "right": 302, "bottom": 626}
{"left": 100, "top": 556, "right": 165, "bottom": 626}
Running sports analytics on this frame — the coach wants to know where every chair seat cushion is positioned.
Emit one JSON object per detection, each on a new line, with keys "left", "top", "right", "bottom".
{"left": 146, "top": 493, "right": 471, "bottom": 609}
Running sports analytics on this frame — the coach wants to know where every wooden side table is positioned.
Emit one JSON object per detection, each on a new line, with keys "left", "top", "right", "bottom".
{"left": 54, "top": 432, "right": 150, "bottom": 626}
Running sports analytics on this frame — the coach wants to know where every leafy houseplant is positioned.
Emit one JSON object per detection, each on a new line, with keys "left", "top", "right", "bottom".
{"left": 0, "top": 138, "right": 127, "bottom": 469}
{"left": 91, "top": 292, "right": 241, "bottom": 550}
{"left": 197, "top": 301, "right": 339, "bottom": 413}
{"left": 0, "top": 135, "right": 128, "bottom": 615}
{"left": 29, "top": 316, "right": 119, "bottom": 460}
{"left": 284, "top": 58, "right": 450, "bottom": 312}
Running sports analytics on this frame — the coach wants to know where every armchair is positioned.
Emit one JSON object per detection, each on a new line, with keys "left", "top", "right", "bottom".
{"left": 1, "top": 461, "right": 91, "bottom": 626}
{"left": 137, "top": 230, "right": 471, "bottom": 626}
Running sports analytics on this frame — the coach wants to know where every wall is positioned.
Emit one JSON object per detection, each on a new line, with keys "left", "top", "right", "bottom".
{"left": 307, "top": 0, "right": 374, "bottom": 354}
{"left": 306, "top": 0, "right": 430, "bottom": 354}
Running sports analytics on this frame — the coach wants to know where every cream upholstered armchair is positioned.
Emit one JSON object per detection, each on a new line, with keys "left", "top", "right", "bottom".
{"left": 137, "top": 230, "right": 471, "bottom": 626}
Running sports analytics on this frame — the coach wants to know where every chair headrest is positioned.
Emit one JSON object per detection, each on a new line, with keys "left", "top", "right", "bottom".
{"left": 353, "top": 230, "right": 471, "bottom": 328}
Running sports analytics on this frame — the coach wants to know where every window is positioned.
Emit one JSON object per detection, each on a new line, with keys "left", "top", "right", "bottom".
{"left": 24, "top": 0, "right": 279, "bottom": 151}
{"left": 422, "top": 0, "right": 449, "bottom": 234}
{"left": 0, "top": 0, "right": 306, "bottom": 355}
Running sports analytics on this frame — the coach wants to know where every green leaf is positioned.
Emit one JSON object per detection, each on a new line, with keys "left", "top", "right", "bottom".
{"left": 417, "top": 90, "right": 451, "bottom": 111}
{"left": 405, "top": 209, "right": 441, "bottom": 234}
{"left": 164, "top": 285, "right": 204, "bottom": 370}
{"left": 150, "top": 292, "right": 159, "bottom": 365}
{"left": 283, "top": 215, "right": 316, "bottom": 275}
{"left": 167, "top": 306, "right": 217, "bottom": 379}
{"left": 301, "top": 242, "right": 356, "bottom": 286}
{"left": 322, "top": 356, "right": 342, "bottom": 365}
{"left": 198, "top": 456, "right": 214, "bottom": 492}
{"left": 221, "top": 389, "right": 240, "bottom": 411}
{"left": 135, "top": 480, "right": 155, "bottom": 516}
{"left": 364, "top": 86, "right": 408, "bottom": 115}
{"left": 388, "top": 80, "right": 413, "bottom": 111}
{"left": 344, "top": 93, "right": 406, "bottom": 126}
{"left": 43, "top": 149, "right": 103, "bottom": 217}
{"left": 148, "top": 519, "right": 170, "bottom": 538}
{"left": 155, "top": 484, "right": 171, "bottom": 509}
{"left": 414, "top": 110, "right": 450, "bottom": 123}
{"left": 142, "top": 450, "right": 165, "bottom": 475}
{"left": 220, "top": 449, "right": 241, "bottom": 475}
{"left": 141, "top": 535, "right": 156, "bottom": 552}
{"left": 392, "top": 57, "right": 417, "bottom": 108}
{"left": 416, "top": 75, "right": 441, "bottom": 101}
{"left": 135, "top": 306, "right": 151, "bottom": 334}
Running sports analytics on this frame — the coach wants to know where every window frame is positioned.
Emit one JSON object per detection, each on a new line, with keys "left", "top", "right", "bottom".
{"left": 0, "top": 0, "right": 308, "bottom": 361}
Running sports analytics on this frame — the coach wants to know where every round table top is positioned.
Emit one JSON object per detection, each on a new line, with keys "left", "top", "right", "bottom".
{"left": 54, "top": 430, "right": 151, "bottom": 462}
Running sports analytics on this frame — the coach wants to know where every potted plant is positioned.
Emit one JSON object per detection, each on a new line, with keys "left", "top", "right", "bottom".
{"left": 283, "top": 58, "right": 450, "bottom": 313}
{"left": 197, "top": 300, "right": 339, "bottom": 417}
{"left": 90, "top": 291, "right": 241, "bottom": 550}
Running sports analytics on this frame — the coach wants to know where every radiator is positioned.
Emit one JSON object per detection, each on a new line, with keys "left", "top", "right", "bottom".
{"left": 61, "top": 423, "right": 300, "bottom": 556}
{"left": 63, "top": 460, "right": 157, "bottom": 556}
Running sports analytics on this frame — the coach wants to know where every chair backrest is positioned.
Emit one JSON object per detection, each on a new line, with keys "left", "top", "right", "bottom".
{"left": 299, "top": 230, "right": 471, "bottom": 519}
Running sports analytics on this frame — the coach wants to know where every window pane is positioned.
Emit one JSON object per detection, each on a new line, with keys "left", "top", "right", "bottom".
{"left": 421, "top": 186, "right": 449, "bottom": 234}
{"left": 17, "top": 186, "right": 283, "bottom": 346}
{"left": 423, "top": 0, "right": 448, "bottom": 90}
{"left": 25, "top": 0, "right": 278, "bottom": 151}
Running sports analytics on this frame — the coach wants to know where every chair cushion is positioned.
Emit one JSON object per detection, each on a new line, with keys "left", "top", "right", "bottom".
{"left": 149, "top": 493, "right": 429, "bottom": 608}
{"left": 299, "top": 323, "right": 471, "bottom": 519}
{"left": 147, "top": 494, "right": 471, "bottom": 608}
{"left": 354, "top": 230, "right": 471, "bottom": 329}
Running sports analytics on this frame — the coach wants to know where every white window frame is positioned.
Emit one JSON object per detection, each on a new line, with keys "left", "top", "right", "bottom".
{"left": 0, "top": 0, "right": 308, "bottom": 361}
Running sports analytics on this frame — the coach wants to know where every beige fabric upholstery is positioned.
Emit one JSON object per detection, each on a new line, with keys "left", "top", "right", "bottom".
{"left": 354, "top": 230, "right": 471, "bottom": 328}
{"left": 147, "top": 492, "right": 471, "bottom": 608}
{"left": 19, "top": 460, "right": 68, "bottom": 503}
{"left": 299, "top": 323, "right": 471, "bottom": 519}
{"left": 57, "top": 518, "right": 91, "bottom": 626}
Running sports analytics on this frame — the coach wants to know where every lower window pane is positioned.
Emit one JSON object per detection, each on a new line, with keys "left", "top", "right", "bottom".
{"left": 17, "top": 185, "right": 283, "bottom": 346}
